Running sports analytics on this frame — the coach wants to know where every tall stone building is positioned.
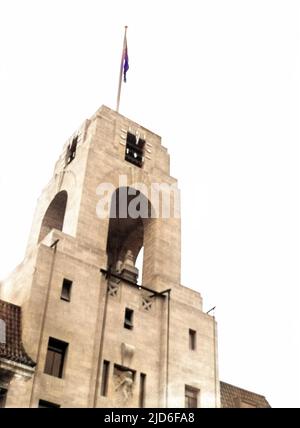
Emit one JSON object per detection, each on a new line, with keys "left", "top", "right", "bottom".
{"left": 0, "top": 106, "right": 270, "bottom": 408}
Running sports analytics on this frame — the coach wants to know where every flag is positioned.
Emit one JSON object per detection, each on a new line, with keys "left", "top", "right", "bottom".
{"left": 123, "top": 40, "right": 129, "bottom": 83}
{"left": 116, "top": 27, "right": 129, "bottom": 112}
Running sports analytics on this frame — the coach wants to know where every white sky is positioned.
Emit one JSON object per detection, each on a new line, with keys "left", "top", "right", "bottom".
{"left": 0, "top": 0, "right": 299, "bottom": 408}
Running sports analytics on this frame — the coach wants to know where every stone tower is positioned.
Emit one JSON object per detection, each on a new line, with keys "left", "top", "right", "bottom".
{"left": 0, "top": 106, "right": 220, "bottom": 408}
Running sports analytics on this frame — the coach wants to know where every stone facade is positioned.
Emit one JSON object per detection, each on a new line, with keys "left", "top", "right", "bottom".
{"left": 1, "top": 105, "right": 221, "bottom": 408}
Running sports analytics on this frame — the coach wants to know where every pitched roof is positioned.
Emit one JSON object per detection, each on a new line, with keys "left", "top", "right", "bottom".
{"left": 0, "top": 300, "right": 35, "bottom": 368}
{"left": 220, "top": 381, "right": 271, "bottom": 408}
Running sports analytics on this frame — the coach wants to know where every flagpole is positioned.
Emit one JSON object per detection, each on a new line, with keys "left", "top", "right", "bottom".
{"left": 116, "top": 26, "right": 128, "bottom": 113}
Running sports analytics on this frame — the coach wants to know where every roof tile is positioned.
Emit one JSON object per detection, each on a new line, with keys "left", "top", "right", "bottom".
{"left": 0, "top": 299, "right": 35, "bottom": 368}
{"left": 220, "top": 381, "right": 271, "bottom": 408}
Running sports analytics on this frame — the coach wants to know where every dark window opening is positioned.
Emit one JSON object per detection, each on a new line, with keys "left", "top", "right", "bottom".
{"left": 38, "top": 399, "right": 60, "bottom": 408}
{"left": 185, "top": 385, "right": 199, "bottom": 408}
{"left": 44, "top": 337, "right": 68, "bottom": 378}
{"left": 139, "top": 373, "right": 146, "bottom": 408}
{"left": 125, "top": 132, "right": 145, "bottom": 168}
{"left": 124, "top": 308, "right": 134, "bottom": 330}
{"left": 61, "top": 278, "right": 72, "bottom": 302}
{"left": 0, "top": 388, "right": 7, "bottom": 408}
{"left": 189, "top": 329, "right": 197, "bottom": 350}
{"left": 65, "top": 136, "right": 78, "bottom": 165}
{"left": 100, "top": 360, "right": 110, "bottom": 397}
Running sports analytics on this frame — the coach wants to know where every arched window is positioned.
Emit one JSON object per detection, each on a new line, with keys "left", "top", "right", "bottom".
{"left": 0, "top": 319, "right": 6, "bottom": 344}
{"left": 106, "top": 188, "right": 152, "bottom": 284}
{"left": 38, "top": 191, "right": 68, "bottom": 243}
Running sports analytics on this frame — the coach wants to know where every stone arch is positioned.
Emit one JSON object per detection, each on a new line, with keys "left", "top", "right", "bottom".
{"left": 106, "top": 187, "right": 154, "bottom": 283}
{"left": 38, "top": 190, "right": 68, "bottom": 243}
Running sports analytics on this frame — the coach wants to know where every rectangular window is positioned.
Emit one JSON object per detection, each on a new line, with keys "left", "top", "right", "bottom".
{"left": 124, "top": 308, "right": 134, "bottom": 330}
{"left": 65, "top": 136, "right": 78, "bottom": 165}
{"left": 139, "top": 373, "right": 146, "bottom": 408}
{"left": 38, "top": 399, "right": 60, "bottom": 408}
{"left": 185, "top": 385, "right": 199, "bottom": 408}
{"left": 100, "top": 360, "right": 110, "bottom": 397}
{"left": 125, "top": 132, "right": 145, "bottom": 168}
{"left": 0, "top": 388, "right": 7, "bottom": 408}
{"left": 61, "top": 278, "right": 72, "bottom": 302}
{"left": 44, "top": 337, "right": 68, "bottom": 378}
{"left": 0, "top": 319, "right": 6, "bottom": 343}
{"left": 189, "top": 329, "right": 197, "bottom": 350}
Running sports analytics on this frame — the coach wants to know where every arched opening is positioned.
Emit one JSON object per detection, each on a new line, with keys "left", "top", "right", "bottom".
{"left": 135, "top": 246, "right": 144, "bottom": 284}
{"left": 38, "top": 191, "right": 68, "bottom": 243}
{"left": 106, "top": 187, "right": 152, "bottom": 284}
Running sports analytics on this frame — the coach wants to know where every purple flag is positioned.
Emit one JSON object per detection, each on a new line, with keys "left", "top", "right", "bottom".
{"left": 123, "top": 40, "right": 129, "bottom": 83}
